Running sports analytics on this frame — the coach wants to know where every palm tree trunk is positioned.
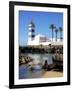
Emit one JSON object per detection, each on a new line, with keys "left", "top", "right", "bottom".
{"left": 52, "top": 29, "right": 53, "bottom": 41}
{"left": 60, "top": 31, "right": 62, "bottom": 41}
{"left": 56, "top": 32, "right": 57, "bottom": 41}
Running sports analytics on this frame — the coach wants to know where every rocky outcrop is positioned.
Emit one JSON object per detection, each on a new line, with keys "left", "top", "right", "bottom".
{"left": 19, "top": 55, "right": 33, "bottom": 65}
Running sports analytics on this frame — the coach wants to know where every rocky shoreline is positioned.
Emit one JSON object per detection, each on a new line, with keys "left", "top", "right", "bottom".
{"left": 19, "top": 45, "right": 63, "bottom": 71}
{"left": 19, "top": 55, "right": 33, "bottom": 65}
{"left": 19, "top": 54, "right": 63, "bottom": 71}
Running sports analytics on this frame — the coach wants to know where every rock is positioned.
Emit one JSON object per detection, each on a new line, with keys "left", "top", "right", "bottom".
{"left": 42, "top": 60, "right": 50, "bottom": 71}
{"left": 19, "top": 55, "right": 33, "bottom": 65}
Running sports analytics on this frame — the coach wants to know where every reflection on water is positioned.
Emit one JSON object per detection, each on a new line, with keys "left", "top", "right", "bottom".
{"left": 19, "top": 53, "right": 53, "bottom": 79}
{"left": 19, "top": 65, "right": 44, "bottom": 79}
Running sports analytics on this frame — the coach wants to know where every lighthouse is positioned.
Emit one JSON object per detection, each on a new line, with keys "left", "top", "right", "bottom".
{"left": 28, "top": 21, "right": 35, "bottom": 45}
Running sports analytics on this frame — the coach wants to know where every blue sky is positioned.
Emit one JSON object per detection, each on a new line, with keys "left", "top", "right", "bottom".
{"left": 19, "top": 10, "right": 63, "bottom": 46}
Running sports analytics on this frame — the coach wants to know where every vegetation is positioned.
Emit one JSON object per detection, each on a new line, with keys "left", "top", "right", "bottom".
{"left": 49, "top": 24, "right": 63, "bottom": 41}
{"left": 59, "top": 27, "right": 63, "bottom": 41}
{"left": 49, "top": 24, "right": 56, "bottom": 41}
{"left": 19, "top": 45, "right": 63, "bottom": 54}
{"left": 55, "top": 29, "right": 58, "bottom": 41}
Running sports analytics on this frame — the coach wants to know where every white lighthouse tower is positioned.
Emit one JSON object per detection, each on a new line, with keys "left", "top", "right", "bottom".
{"left": 28, "top": 21, "right": 35, "bottom": 45}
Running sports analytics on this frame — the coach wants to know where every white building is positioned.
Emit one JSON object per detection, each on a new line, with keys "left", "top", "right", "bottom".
{"left": 27, "top": 21, "right": 63, "bottom": 46}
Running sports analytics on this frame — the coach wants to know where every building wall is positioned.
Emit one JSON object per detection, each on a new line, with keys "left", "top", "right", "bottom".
{"left": 27, "top": 34, "right": 63, "bottom": 46}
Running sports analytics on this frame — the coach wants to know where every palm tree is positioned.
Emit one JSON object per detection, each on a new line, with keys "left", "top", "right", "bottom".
{"left": 49, "top": 24, "right": 56, "bottom": 41}
{"left": 55, "top": 29, "right": 58, "bottom": 42}
{"left": 59, "top": 27, "right": 63, "bottom": 41}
